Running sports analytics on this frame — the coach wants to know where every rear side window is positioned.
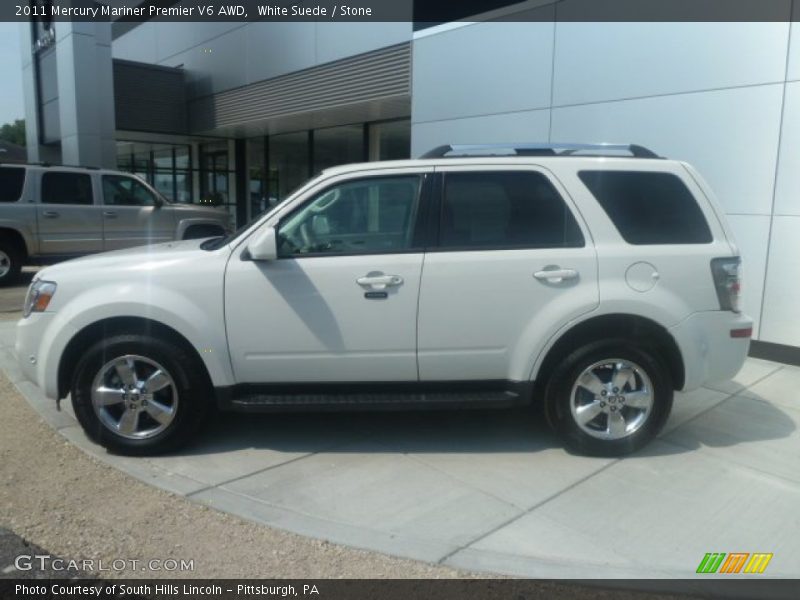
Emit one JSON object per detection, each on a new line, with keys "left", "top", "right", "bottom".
{"left": 439, "top": 171, "right": 584, "bottom": 249}
{"left": 0, "top": 167, "right": 25, "bottom": 203}
{"left": 579, "top": 171, "right": 712, "bottom": 245}
{"left": 41, "top": 172, "right": 94, "bottom": 205}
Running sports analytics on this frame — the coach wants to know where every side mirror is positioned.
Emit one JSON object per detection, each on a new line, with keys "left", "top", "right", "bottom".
{"left": 247, "top": 226, "right": 278, "bottom": 261}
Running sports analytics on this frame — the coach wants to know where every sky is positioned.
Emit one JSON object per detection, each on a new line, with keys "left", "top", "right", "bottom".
{"left": 0, "top": 23, "right": 25, "bottom": 125}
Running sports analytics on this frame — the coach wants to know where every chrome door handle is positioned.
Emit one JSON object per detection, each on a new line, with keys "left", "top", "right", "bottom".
{"left": 42, "top": 211, "right": 59, "bottom": 218}
{"left": 103, "top": 211, "right": 118, "bottom": 218}
{"left": 356, "top": 274, "right": 404, "bottom": 290}
{"left": 533, "top": 268, "right": 579, "bottom": 283}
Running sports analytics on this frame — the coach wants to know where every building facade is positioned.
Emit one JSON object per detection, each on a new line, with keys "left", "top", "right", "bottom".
{"left": 18, "top": 6, "right": 800, "bottom": 350}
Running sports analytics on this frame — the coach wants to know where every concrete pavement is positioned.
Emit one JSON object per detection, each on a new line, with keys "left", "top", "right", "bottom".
{"left": 0, "top": 319, "right": 797, "bottom": 584}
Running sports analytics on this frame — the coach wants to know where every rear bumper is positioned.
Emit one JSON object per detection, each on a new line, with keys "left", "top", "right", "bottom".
{"left": 669, "top": 311, "right": 753, "bottom": 391}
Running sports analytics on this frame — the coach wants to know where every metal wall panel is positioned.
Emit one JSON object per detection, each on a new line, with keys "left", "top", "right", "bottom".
{"left": 113, "top": 59, "right": 187, "bottom": 134}
{"left": 189, "top": 43, "right": 410, "bottom": 133}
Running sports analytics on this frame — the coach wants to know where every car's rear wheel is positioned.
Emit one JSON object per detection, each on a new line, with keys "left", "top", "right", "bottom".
{"left": 71, "top": 334, "right": 211, "bottom": 455}
{"left": 0, "top": 240, "right": 23, "bottom": 287}
{"left": 544, "top": 340, "right": 673, "bottom": 456}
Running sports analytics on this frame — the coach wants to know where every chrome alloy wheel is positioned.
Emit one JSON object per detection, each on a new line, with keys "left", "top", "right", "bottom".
{"left": 90, "top": 355, "right": 178, "bottom": 440}
{"left": 0, "top": 250, "right": 10, "bottom": 278}
{"left": 569, "top": 359, "right": 654, "bottom": 440}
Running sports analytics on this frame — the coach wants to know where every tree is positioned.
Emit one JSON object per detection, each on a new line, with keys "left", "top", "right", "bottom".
{"left": 0, "top": 119, "right": 25, "bottom": 147}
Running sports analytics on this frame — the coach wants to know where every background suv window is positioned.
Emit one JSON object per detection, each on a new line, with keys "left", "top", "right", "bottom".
{"left": 0, "top": 167, "right": 25, "bottom": 203}
{"left": 41, "top": 172, "right": 93, "bottom": 205}
{"left": 439, "top": 171, "right": 584, "bottom": 249}
{"left": 579, "top": 170, "right": 712, "bottom": 244}
{"left": 278, "top": 175, "right": 421, "bottom": 256}
{"left": 103, "top": 175, "right": 158, "bottom": 206}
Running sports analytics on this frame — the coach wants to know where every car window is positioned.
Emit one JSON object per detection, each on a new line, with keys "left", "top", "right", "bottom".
{"left": 439, "top": 171, "right": 584, "bottom": 249}
{"left": 0, "top": 167, "right": 25, "bottom": 203}
{"left": 102, "top": 175, "right": 158, "bottom": 206}
{"left": 579, "top": 170, "right": 712, "bottom": 245}
{"left": 41, "top": 172, "right": 94, "bottom": 205}
{"left": 277, "top": 175, "right": 422, "bottom": 256}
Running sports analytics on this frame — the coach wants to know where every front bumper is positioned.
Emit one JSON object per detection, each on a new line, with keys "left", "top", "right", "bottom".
{"left": 669, "top": 311, "right": 753, "bottom": 391}
{"left": 16, "top": 312, "right": 65, "bottom": 400}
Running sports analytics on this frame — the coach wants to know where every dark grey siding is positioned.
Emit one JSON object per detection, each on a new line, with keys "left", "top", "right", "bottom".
{"left": 113, "top": 59, "right": 187, "bottom": 134}
{"left": 189, "top": 43, "right": 411, "bottom": 133}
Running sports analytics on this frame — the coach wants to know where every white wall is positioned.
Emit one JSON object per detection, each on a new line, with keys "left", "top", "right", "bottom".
{"left": 113, "top": 21, "right": 412, "bottom": 99}
{"left": 411, "top": 20, "right": 799, "bottom": 345}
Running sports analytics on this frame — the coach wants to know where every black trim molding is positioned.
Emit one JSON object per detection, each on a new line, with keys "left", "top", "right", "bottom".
{"left": 749, "top": 340, "right": 800, "bottom": 367}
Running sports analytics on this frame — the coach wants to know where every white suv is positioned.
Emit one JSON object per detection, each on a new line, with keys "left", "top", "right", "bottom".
{"left": 16, "top": 143, "right": 752, "bottom": 457}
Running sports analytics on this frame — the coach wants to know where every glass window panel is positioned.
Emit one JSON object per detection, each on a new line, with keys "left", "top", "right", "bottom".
{"left": 370, "top": 120, "right": 411, "bottom": 161}
{"left": 440, "top": 171, "right": 584, "bottom": 249}
{"left": 41, "top": 172, "right": 93, "bottom": 205}
{"left": 102, "top": 175, "right": 158, "bottom": 206}
{"left": 313, "top": 124, "right": 364, "bottom": 174}
{"left": 269, "top": 131, "right": 309, "bottom": 202}
{"left": 277, "top": 175, "right": 421, "bottom": 256}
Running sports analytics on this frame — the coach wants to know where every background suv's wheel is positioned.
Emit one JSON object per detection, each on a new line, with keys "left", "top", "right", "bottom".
{"left": 71, "top": 333, "right": 211, "bottom": 455}
{"left": 544, "top": 339, "right": 673, "bottom": 457}
{"left": 0, "top": 239, "right": 23, "bottom": 287}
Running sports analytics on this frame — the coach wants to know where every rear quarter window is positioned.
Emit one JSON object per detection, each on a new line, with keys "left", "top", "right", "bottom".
{"left": 0, "top": 167, "right": 25, "bottom": 203}
{"left": 578, "top": 170, "right": 712, "bottom": 245}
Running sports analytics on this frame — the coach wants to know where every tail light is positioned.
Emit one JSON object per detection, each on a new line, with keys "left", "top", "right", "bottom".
{"left": 710, "top": 257, "right": 741, "bottom": 313}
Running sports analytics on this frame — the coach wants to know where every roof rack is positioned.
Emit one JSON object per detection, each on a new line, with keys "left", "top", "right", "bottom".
{"left": 0, "top": 161, "right": 101, "bottom": 169}
{"left": 419, "top": 143, "right": 661, "bottom": 159}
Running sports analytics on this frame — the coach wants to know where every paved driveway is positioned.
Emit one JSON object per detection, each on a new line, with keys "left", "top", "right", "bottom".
{"left": 0, "top": 320, "right": 797, "bottom": 582}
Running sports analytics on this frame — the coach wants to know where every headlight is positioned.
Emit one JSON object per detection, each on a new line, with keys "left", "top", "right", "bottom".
{"left": 23, "top": 280, "right": 57, "bottom": 318}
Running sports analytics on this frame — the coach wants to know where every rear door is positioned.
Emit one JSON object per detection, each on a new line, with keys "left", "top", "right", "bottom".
{"left": 417, "top": 165, "right": 599, "bottom": 383}
{"left": 101, "top": 174, "right": 175, "bottom": 251}
{"left": 36, "top": 170, "right": 103, "bottom": 256}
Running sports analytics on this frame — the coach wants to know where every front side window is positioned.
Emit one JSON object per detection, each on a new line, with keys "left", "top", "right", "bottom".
{"left": 277, "top": 175, "right": 421, "bottom": 256}
{"left": 579, "top": 170, "right": 712, "bottom": 245}
{"left": 439, "top": 171, "right": 584, "bottom": 249}
{"left": 102, "top": 175, "right": 158, "bottom": 207}
{"left": 41, "top": 172, "right": 93, "bottom": 205}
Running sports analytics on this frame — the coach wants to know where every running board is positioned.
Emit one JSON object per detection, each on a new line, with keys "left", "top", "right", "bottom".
{"left": 215, "top": 381, "right": 533, "bottom": 413}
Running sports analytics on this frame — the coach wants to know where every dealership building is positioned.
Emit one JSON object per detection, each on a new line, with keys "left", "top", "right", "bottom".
{"left": 18, "top": 2, "right": 800, "bottom": 351}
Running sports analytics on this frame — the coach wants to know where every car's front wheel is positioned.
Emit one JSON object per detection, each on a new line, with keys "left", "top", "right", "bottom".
{"left": 544, "top": 340, "right": 673, "bottom": 456}
{"left": 71, "top": 334, "right": 211, "bottom": 455}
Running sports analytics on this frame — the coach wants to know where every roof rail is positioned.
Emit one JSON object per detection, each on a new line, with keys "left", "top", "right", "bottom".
{"left": 419, "top": 143, "right": 661, "bottom": 159}
{"left": 0, "top": 161, "right": 102, "bottom": 169}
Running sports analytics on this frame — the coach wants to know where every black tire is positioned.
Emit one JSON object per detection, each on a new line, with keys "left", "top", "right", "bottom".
{"left": 183, "top": 225, "right": 224, "bottom": 240}
{"left": 544, "top": 339, "right": 673, "bottom": 457}
{"left": 71, "top": 334, "right": 211, "bottom": 455}
{"left": 0, "top": 239, "right": 23, "bottom": 287}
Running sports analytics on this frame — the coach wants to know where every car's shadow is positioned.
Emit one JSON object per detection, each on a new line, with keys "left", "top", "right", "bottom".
{"left": 172, "top": 392, "right": 796, "bottom": 458}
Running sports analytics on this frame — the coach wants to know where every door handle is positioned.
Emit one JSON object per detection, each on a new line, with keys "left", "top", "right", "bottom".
{"left": 103, "top": 211, "right": 118, "bottom": 218}
{"left": 42, "top": 210, "right": 59, "bottom": 218}
{"left": 356, "top": 274, "right": 404, "bottom": 290}
{"left": 533, "top": 268, "right": 579, "bottom": 283}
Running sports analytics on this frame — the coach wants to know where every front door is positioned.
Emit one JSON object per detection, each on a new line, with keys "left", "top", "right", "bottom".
{"left": 225, "top": 169, "right": 431, "bottom": 383}
{"left": 101, "top": 175, "right": 175, "bottom": 251}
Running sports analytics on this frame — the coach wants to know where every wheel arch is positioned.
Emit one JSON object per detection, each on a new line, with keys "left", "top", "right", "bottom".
{"left": 0, "top": 226, "right": 31, "bottom": 258}
{"left": 57, "top": 316, "right": 213, "bottom": 400}
{"left": 532, "top": 313, "right": 685, "bottom": 396}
